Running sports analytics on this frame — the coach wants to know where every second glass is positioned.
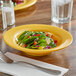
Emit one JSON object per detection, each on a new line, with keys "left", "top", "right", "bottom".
{"left": 51, "top": 0, "right": 73, "bottom": 24}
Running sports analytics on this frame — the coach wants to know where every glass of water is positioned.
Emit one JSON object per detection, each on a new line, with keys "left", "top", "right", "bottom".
{"left": 51, "top": 0, "right": 73, "bottom": 24}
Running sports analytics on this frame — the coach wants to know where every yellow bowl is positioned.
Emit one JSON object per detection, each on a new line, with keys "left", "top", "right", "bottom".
{"left": 3, "top": 24, "right": 73, "bottom": 56}
{"left": 14, "top": 0, "right": 37, "bottom": 11}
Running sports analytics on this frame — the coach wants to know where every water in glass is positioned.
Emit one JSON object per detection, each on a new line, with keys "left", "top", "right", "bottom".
{"left": 51, "top": 0, "right": 73, "bottom": 24}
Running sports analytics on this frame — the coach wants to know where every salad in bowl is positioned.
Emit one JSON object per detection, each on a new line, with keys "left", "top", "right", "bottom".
{"left": 17, "top": 31, "right": 57, "bottom": 49}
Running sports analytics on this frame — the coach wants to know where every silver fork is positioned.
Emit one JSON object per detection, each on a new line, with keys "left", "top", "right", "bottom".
{"left": 0, "top": 51, "right": 62, "bottom": 75}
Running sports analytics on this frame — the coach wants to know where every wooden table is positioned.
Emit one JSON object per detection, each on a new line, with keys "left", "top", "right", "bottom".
{"left": 0, "top": 0, "right": 76, "bottom": 76}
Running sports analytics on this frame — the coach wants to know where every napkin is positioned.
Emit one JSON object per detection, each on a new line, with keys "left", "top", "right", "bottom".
{"left": 0, "top": 52, "right": 69, "bottom": 76}
{"left": 0, "top": 62, "right": 56, "bottom": 76}
{"left": 0, "top": 53, "right": 51, "bottom": 76}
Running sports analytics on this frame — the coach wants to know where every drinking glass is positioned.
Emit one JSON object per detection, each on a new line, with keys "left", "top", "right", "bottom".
{"left": 51, "top": 0, "right": 73, "bottom": 24}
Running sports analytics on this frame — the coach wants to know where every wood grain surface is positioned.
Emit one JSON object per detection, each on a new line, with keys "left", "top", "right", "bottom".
{"left": 0, "top": 0, "right": 76, "bottom": 76}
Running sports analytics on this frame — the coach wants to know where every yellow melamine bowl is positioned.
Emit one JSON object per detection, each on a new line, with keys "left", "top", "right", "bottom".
{"left": 14, "top": 0, "right": 37, "bottom": 11}
{"left": 3, "top": 24, "right": 73, "bottom": 56}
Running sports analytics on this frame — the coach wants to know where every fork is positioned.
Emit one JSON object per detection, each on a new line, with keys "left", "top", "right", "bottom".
{"left": 0, "top": 51, "right": 62, "bottom": 75}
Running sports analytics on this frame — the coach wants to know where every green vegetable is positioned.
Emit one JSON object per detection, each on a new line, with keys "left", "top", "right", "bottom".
{"left": 26, "top": 42, "right": 34, "bottom": 48}
{"left": 38, "top": 33, "right": 46, "bottom": 39}
{"left": 21, "top": 32, "right": 31, "bottom": 43}
{"left": 38, "top": 39, "right": 47, "bottom": 44}
{"left": 35, "top": 31, "right": 43, "bottom": 34}
{"left": 49, "top": 39, "right": 56, "bottom": 48}
{"left": 30, "top": 31, "right": 35, "bottom": 36}
{"left": 18, "top": 31, "right": 29, "bottom": 44}
{"left": 49, "top": 43, "right": 56, "bottom": 48}
{"left": 18, "top": 31, "right": 29, "bottom": 40}
{"left": 13, "top": 2, "right": 16, "bottom": 7}
{"left": 31, "top": 46, "right": 38, "bottom": 49}
{"left": 22, "top": 36, "right": 38, "bottom": 44}
{"left": 37, "top": 39, "right": 47, "bottom": 48}
{"left": 39, "top": 43, "right": 47, "bottom": 47}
